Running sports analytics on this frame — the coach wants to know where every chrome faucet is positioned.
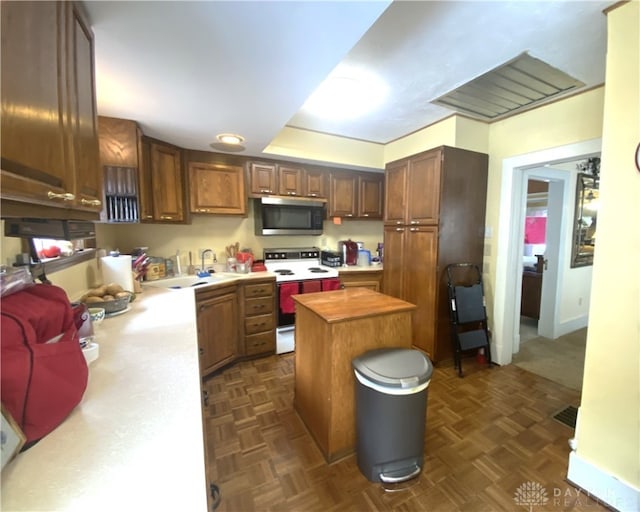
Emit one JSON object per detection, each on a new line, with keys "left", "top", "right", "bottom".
{"left": 200, "top": 249, "right": 214, "bottom": 276}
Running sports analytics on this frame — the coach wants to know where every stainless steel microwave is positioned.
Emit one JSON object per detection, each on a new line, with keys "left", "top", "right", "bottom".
{"left": 254, "top": 197, "right": 325, "bottom": 236}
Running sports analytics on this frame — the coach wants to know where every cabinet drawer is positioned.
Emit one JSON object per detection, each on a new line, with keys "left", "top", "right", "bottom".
{"left": 245, "top": 296, "right": 273, "bottom": 316}
{"left": 244, "top": 282, "right": 274, "bottom": 299}
{"left": 245, "top": 313, "right": 274, "bottom": 335}
{"left": 245, "top": 331, "right": 275, "bottom": 356}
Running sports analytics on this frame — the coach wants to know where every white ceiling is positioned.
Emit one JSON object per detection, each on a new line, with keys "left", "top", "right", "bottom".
{"left": 86, "top": 0, "right": 609, "bottom": 161}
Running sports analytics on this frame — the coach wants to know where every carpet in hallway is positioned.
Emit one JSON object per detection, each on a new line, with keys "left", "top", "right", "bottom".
{"left": 512, "top": 328, "right": 587, "bottom": 391}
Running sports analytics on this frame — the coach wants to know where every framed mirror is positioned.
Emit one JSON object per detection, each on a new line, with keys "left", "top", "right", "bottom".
{"left": 571, "top": 172, "right": 598, "bottom": 267}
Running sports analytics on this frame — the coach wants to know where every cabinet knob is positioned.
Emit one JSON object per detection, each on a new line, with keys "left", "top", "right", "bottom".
{"left": 396, "top": 221, "right": 402, "bottom": 225}
{"left": 410, "top": 220, "right": 420, "bottom": 225}
{"left": 410, "top": 227, "right": 418, "bottom": 232}
{"left": 346, "top": 214, "right": 353, "bottom": 217}
{"left": 396, "top": 227, "right": 404, "bottom": 232}
{"left": 80, "top": 198, "right": 102, "bottom": 207}
{"left": 363, "top": 214, "right": 369, "bottom": 217}
{"left": 160, "top": 215, "right": 174, "bottom": 220}
{"left": 47, "top": 191, "right": 75, "bottom": 201}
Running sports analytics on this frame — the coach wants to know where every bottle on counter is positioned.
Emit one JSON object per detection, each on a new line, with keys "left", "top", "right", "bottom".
{"left": 377, "top": 242, "right": 384, "bottom": 263}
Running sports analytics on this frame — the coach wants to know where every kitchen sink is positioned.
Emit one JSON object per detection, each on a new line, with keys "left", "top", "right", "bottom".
{"left": 143, "top": 273, "right": 235, "bottom": 290}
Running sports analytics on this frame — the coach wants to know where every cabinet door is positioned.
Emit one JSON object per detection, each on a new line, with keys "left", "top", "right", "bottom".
{"left": 189, "top": 162, "right": 246, "bottom": 215}
{"left": 67, "top": 3, "right": 102, "bottom": 212}
{"left": 249, "top": 162, "right": 276, "bottom": 195}
{"left": 407, "top": 150, "right": 441, "bottom": 225}
{"left": 1, "top": 2, "right": 72, "bottom": 207}
{"left": 150, "top": 142, "right": 185, "bottom": 222}
{"left": 328, "top": 172, "right": 357, "bottom": 217}
{"left": 278, "top": 165, "right": 304, "bottom": 196}
{"left": 197, "top": 293, "right": 238, "bottom": 374}
{"left": 305, "top": 169, "right": 327, "bottom": 198}
{"left": 382, "top": 226, "right": 407, "bottom": 300}
{"left": 404, "top": 226, "right": 438, "bottom": 357}
{"left": 98, "top": 116, "right": 139, "bottom": 168}
{"left": 384, "top": 159, "right": 408, "bottom": 224}
{"left": 137, "top": 134, "right": 155, "bottom": 221}
{"left": 358, "top": 173, "right": 383, "bottom": 219}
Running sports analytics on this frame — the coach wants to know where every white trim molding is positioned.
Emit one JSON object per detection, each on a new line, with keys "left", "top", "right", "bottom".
{"left": 568, "top": 451, "right": 640, "bottom": 512}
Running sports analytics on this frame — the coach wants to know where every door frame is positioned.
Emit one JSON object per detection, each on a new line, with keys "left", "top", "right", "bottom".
{"left": 492, "top": 138, "right": 602, "bottom": 366}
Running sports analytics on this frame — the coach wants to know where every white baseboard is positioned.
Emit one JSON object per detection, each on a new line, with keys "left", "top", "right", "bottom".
{"left": 556, "top": 315, "right": 588, "bottom": 337}
{"left": 567, "top": 451, "right": 640, "bottom": 511}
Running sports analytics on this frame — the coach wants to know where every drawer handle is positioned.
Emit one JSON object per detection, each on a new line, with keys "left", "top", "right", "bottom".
{"left": 47, "top": 191, "right": 75, "bottom": 201}
{"left": 160, "top": 215, "right": 174, "bottom": 220}
{"left": 81, "top": 198, "right": 102, "bottom": 206}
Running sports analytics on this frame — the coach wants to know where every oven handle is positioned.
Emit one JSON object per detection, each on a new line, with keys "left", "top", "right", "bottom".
{"left": 277, "top": 325, "right": 295, "bottom": 334}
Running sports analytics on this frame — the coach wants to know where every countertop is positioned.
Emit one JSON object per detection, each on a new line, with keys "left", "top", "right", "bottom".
{"left": 337, "top": 265, "right": 383, "bottom": 273}
{"left": 292, "top": 287, "right": 415, "bottom": 323}
{"left": 1, "top": 286, "right": 208, "bottom": 512}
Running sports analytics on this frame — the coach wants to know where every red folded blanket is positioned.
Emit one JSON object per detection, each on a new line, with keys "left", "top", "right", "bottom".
{"left": 321, "top": 278, "right": 341, "bottom": 291}
{"left": 279, "top": 282, "right": 299, "bottom": 314}
{"left": 302, "top": 280, "right": 321, "bottom": 293}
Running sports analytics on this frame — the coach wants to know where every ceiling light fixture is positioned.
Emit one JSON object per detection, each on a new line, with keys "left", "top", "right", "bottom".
{"left": 210, "top": 133, "right": 246, "bottom": 153}
{"left": 216, "top": 133, "right": 244, "bottom": 145}
{"left": 302, "top": 67, "right": 388, "bottom": 120}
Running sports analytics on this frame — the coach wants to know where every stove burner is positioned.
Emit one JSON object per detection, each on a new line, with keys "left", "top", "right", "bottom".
{"left": 274, "top": 269, "right": 294, "bottom": 275}
{"left": 308, "top": 267, "right": 328, "bottom": 273}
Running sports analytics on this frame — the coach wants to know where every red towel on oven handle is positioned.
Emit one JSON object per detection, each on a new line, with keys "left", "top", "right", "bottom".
{"left": 321, "top": 278, "right": 342, "bottom": 291}
{"left": 302, "top": 280, "right": 321, "bottom": 293}
{"left": 279, "top": 282, "right": 299, "bottom": 314}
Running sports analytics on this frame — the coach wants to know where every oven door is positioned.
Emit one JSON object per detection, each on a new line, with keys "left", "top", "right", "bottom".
{"left": 275, "top": 279, "right": 325, "bottom": 354}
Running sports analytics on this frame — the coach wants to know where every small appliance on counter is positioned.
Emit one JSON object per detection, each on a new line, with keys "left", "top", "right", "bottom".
{"left": 321, "top": 250, "right": 342, "bottom": 268}
{"left": 338, "top": 240, "right": 359, "bottom": 266}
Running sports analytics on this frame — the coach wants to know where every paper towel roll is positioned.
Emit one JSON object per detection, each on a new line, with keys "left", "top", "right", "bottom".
{"left": 101, "top": 255, "right": 134, "bottom": 292}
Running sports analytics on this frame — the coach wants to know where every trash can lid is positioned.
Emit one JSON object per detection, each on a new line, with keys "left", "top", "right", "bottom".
{"left": 352, "top": 348, "right": 433, "bottom": 389}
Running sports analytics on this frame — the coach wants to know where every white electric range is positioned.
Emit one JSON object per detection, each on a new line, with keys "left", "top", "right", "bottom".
{"left": 263, "top": 247, "right": 340, "bottom": 354}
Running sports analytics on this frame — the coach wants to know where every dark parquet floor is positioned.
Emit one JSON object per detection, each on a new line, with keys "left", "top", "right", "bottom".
{"left": 203, "top": 354, "right": 608, "bottom": 512}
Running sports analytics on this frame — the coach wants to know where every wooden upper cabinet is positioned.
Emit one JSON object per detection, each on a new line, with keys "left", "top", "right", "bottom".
{"left": 67, "top": 2, "right": 102, "bottom": 212}
{"left": 384, "top": 148, "right": 441, "bottom": 225}
{"left": 278, "top": 165, "right": 304, "bottom": 196}
{"left": 249, "top": 162, "right": 277, "bottom": 195}
{"left": 305, "top": 169, "right": 327, "bottom": 199}
{"left": 189, "top": 162, "right": 246, "bottom": 215}
{"left": 329, "top": 170, "right": 383, "bottom": 219}
{"left": 0, "top": 1, "right": 102, "bottom": 218}
{"left": 98, "top": 116, "right": 139, "bottom": 168}
{"left": 137, "top": 133, "right": 155, "bottom": 222}
{"left": 150, "top": 141, "right": 185, "bottom": 222}
{"left": 328, "top": 172, "right": 357, "bottom": 217}
{"left": 249, "top": 161, "right": 328, "bottom": 199}
{"left": 358, "top": 173, "right": 384, "bottom": 219}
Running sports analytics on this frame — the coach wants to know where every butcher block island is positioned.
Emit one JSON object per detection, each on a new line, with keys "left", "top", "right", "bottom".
{"left": 292, "top": 288, "right": 416, "bottom": 463}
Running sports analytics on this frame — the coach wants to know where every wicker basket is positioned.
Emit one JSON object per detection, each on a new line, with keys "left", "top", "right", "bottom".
{"left": 83, "top": 292, "right": 132, "bottom": 315}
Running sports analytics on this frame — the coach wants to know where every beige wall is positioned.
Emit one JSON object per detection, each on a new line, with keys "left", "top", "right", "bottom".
{"left": 575, "top": 0, "right": 640, "bottom": 491}
{"left": 96, "top": 200, "right": 383, "bottom": 275}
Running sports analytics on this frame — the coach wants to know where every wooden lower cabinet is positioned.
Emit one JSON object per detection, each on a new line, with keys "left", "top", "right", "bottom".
{"left": 196, "top": 284, "right": 239, "bottom": 375}
{"left": 240, "top": 279, "right": 276, "bottom": 356}
{"left": 383, "top": 225, "right": 439, "bottom": 360}
{"left": 338, "top": 270, "right": 383, "bottom": 291}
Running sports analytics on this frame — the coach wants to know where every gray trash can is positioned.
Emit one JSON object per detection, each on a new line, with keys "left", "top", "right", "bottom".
{"left": 352, "top": 347, "right": 432, "bottom": 483}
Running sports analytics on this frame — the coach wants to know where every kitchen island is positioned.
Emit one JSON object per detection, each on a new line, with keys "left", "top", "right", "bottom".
{"left": 292, "top": 288, "right": 416, "bottom": 463}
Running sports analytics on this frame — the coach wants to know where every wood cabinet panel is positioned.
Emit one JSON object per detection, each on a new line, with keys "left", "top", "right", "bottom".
{"left": 139, "top": 137, "right": 187, "bottom": 223}
{"left": 358, "top": 173, "right": 383, "bottom": 218}
{"left": 278, "top": 165, "right": 304, "bottom": 196}
{"left": 339, "top": 270, "right": 383, "bottom": 291}
{"left": 240, "top": 278, "right": 275, "bottom": 357}
{"left": 305, "top": 169, "right": 327, "bottom": 198}
{"left": 328, "top": 172, "right": 357, "bottom": 217}
{"left": 1, "top": 1, "right": 102, "bottom": 218}
{"left": 188, "top": 161, "right": 246, "bottom": 215}
{"left": 383, "top": 146, "right": 488, "bottom": 362}
{"left": 98, "top": 116, "right": 139, "bottom": 168}
{"left": 248, "top": 162, "right": 276, "bottom": 195}
{"left": 197, "top": 290, "right": 238, "bottom": 375}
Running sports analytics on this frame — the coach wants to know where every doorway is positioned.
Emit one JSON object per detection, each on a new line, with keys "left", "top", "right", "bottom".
{"left": 492, "top": 138, "right": 601, "bottom": 366}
